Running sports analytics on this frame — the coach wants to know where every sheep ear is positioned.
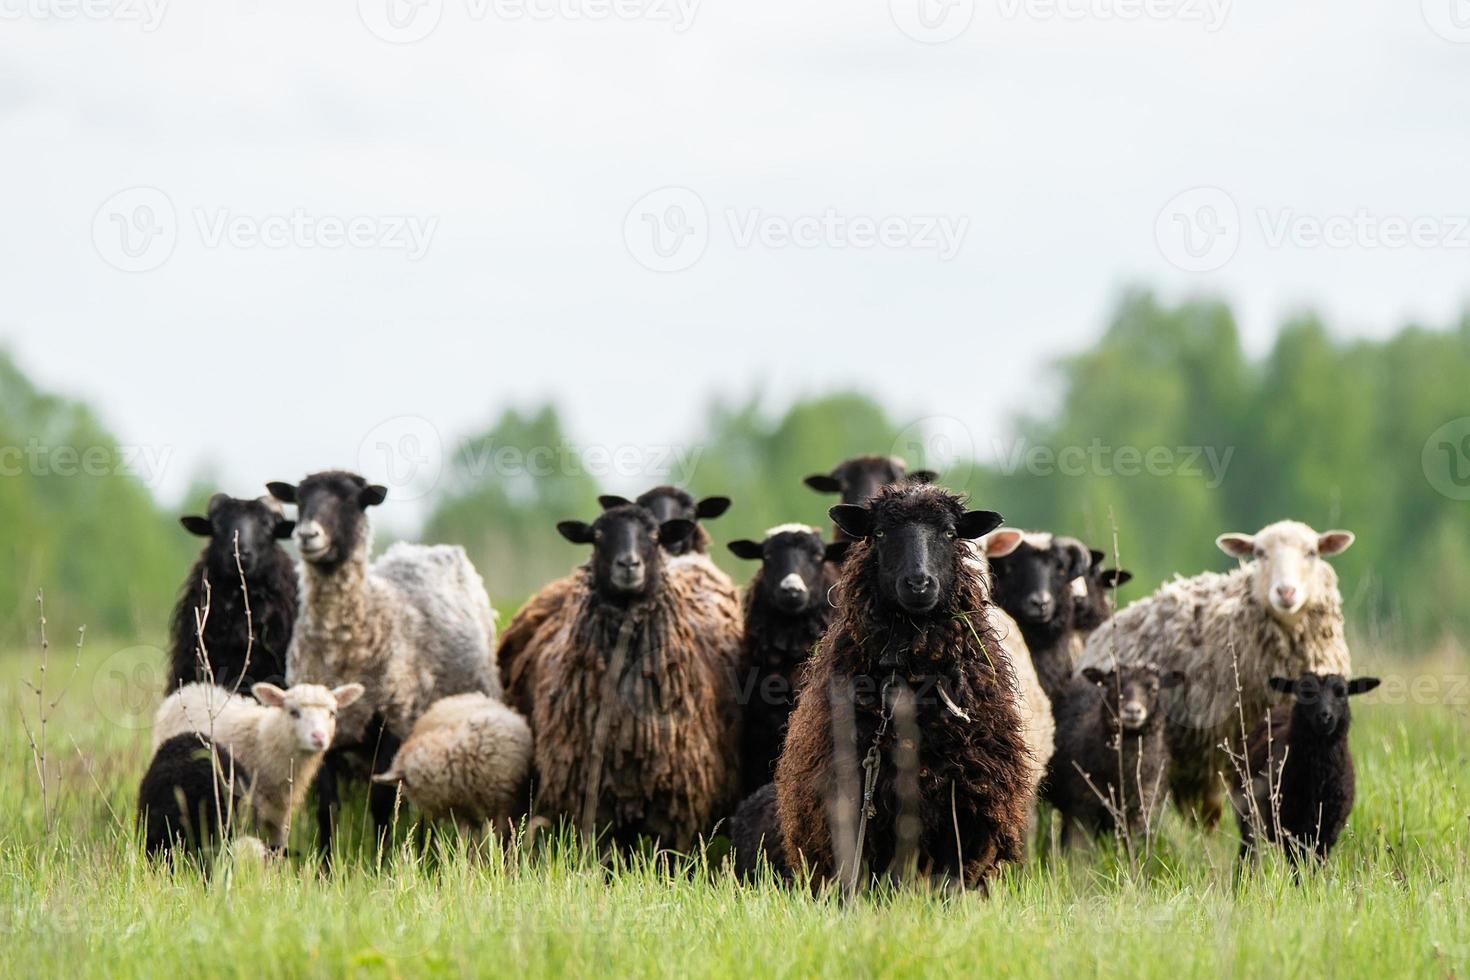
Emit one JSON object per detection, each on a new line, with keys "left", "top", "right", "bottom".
{"left": 359, "top": 484, "right": 388, "bottom": 508}
{"left": 252, "top": 683, "right": 286, "bottom": 707}
{"left": 824, "top": 540, "right": 851, "bottom": 563}
{"left": 659, "top": 519, "right": 696, "bottom": 548}
{"left": 1318, "top": 530, "right": 1355, "bottom": 557}
{"left": 180, "top": 515, "right": 213, "bottom": 537}
{"left": 1100, "top": 568, "right": 1132, "bottom": 588}
{"left": 598, "top": 495, "right": 631, "bottom": 511}
{"left": 907, "top": 469, "right": 938, "bottom": 485}
{"left": 956, "top": 510, "right": 1003, "bottom": 540}
{"left": 981, "top": 528, "right": 1024, "bottom": 557}
{"left": 266, "top": 481, "right": 297, "bottom": 504}
{"left": 274, "top": 520, "right": 296, "bottom": 540}
{"left": 1216, "top": 533, "right": 1255, "bottom": 558}
{"left": 1347, "top": 676, "right": 1380, "bottom": 696}
{"left": 695, "top": 496, "right": 731, "bottom": 519}
{"left": 726, "top": 539, "right": 764, "bottom": 560}
{"left": 557, "top": 521, "right": 596, "bottom": 545}
{"left": 805, "top": 474, "right": 842, "bottom": 494}
{"left": 828, "top": 505, "right": 872, "bottom": 539}
{"left": 1090, "top": 549, "right": 1105, "bottom": 569}
{"left": 1063, "top": 539, "right": 1093, "bottom": 578}
{"left": 331, "top": 683, "right": 366, "bottom": 708}
{"left": 1081, "top": 667, "right": 1108, "bottom": 686}
{"left": 1161, "top": 670, "right": 1186, "bottom": 689}
{"left": 1267, "top": 676, "right": 1296, "bottom": 695}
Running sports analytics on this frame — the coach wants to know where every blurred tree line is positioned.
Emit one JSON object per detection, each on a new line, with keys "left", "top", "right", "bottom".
{"left": 4, "top": 291, "right": 1468, "bottom": 651}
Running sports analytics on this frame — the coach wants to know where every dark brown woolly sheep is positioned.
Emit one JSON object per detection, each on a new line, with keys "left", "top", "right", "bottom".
{"left": 521, "top": 504, "right": 744, "bottom": 853}
{"left": 775, "top": 485, "right": 1034, "bottom": 891}
{"left": 1044, "top": 664, "right": 1182, "bottom": 844}
{"left": 803, "top": 455, "right": 937, "bottom": 540}
{"left": 169, "top": 494, "right": 298, "bottom": 695}
{"left": 727, "top": 524, "right": 849, "bottom": 795}
{"left": 1232, "top": 672, "right": 1379, "bottom": 864}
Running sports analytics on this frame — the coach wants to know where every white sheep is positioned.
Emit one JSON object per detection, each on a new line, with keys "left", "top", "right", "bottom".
{"left": 1077, "top": 519, "right": 1355, "bottom": 827}
{"left": 152, "top": 680, "right": 365, "bottom": 847}
{"left": 372, "top": 692, "right": 532, "bottom": 831}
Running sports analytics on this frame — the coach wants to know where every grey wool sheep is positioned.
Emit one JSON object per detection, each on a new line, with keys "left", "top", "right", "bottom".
{"left": 1078, "top": 520, "right": 1356, "bottom": 828}
{"left": 373, "top": 692, "right": 532, "bottom": 830}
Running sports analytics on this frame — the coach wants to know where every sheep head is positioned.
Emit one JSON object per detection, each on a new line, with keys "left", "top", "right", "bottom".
{"left": 179, "top": 492, "right": 295, "bottom": 578}
{"left": 266, "top": 470, "right": 386, "bottom": 570}
{"left": 558, "top": 504, "right": 694, "bottom": 602}
{"left": 1216, "top": 520, "right": 1354, "bottom": 623}
{"left": 727, "top": 524, "right": 849, "bottom": 615}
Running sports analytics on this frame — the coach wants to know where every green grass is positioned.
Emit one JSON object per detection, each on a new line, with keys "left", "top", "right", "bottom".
{"left": 2, "top": 638, "right": 1468, "bottom": 978}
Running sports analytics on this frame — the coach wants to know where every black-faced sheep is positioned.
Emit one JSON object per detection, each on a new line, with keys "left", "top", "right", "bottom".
{"left": 803, "top": 455, "right": 936, "bottom": 540}
{"left": 151, "top": 680, "right": 365, "bottom": 848}
{"left": 519, "top": 504, "right": 744, "bottom": 853}
{"left": 1078, "top": 520, "right": 1356, "bottom": 828}
{"left": 1232, "top": 672, "right": 1379, "bottom": 864}
{"left": 775, "top": 485, "right": 1034, "bottom": 891}
{"left": 726, "top": 524, "right": 848, "bottom": 795}
{"left": 1072, "top": 547, "right": 1132, "bottom": 636}
{"left": 597, "top": 486, "right": 731, "bottom": 557}
{"left": 169, "top": 494, "right": 298, "bottom": 694}
{"left": 1044, "top": 664, "right": 1182, "bottom": 844}
{"left": 986, "top": 531, "right": 1093, "bottom": 703}
{"left": 137, "top": 733, "right": 251, "bottom": 860}
{"left": 372, "top": 692, "right": 532, "bottom": 832}
{"left": 266, "top": 470, "right": 501, "bottom": 850}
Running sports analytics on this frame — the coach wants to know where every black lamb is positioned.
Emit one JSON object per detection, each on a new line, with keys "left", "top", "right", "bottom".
{"left": 168, "top": 493, "right": 298, "bottom": 694}
{"left": 137, "top": 733, "right": 252, "bottom": 861}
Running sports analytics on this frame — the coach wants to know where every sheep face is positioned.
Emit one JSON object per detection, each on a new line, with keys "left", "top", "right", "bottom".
{"left": 1216, "top": 521, "right": 1355, "bottom": 623}
{"left": 1268, "top": 673, "right": 1379, "bottom": 738}
{"left": 558, "top": 504, "right": 694, "bottom": 601}
{"left": 253, "top": 682, "right": 366, "bottom": 752}
{"left": 179, "top": 494, "right": 294, "bottom": 578}
{"left": 728, "top": 525, "right": 848, "bottom": 615}
{"left": 803, "top": 455, "right": 937, "bottom": 506}
{"left": 266, "top": 471, "right": 386, "bottom": 569}
{"left": 597, "top": 486, "right": 730, "bottom": 557}
{"left": 1082, "top": 665, "right": 1183, "bottom": 734}
{"left": 989, "top": 532, "right": 1091, "bottom": 628}
{"left": 830, "top": 488, "right": 1001, "bottom": 616}
{"left": 1072, "top": 548, "right": 1132, "bottom": 632}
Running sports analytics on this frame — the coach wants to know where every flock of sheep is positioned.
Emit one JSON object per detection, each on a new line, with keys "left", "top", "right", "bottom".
{"left": 138, "top": 456, "right": 1379, "bottom": 887}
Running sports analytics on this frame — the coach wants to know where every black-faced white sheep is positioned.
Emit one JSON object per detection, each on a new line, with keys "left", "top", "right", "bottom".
{"left": 137, "top": 733, "right": 251, "bottom": 860}
{"left": 372, "top": 692, "right": 532, "bottom": 831}
{"left": 776, "top": 485, "right": 1034, "bottom": 891}
{"left": 1231, "top": 672, "right": 1379, "bottom": 864}
{"left": 1078, "top": 520, "right": 1356, "bottom": 828}
{"left": 266, "top": 470, "right": 501, "bottom": 849}
{"left": 1044, "top": 664, "right": 1182, "bottom": 844}
{"left": 726, "top": 524, "right": 848, "bottom": 795}
{"left": 803, "top": 455, "right": 936, "bottom": 539}
{"left": 151, "top": 680, "right": 365, "bottom": 848}
{"left": 518, "top": 504, "right": 744, "bottom": 853}
{"left": 169, "top": 494, "right": 298, "bottom": 694}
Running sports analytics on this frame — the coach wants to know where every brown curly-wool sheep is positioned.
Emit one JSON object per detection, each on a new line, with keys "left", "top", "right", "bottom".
{"left": 775, "top": 485, "right": 1035, "bottom": 891}
{"left": 522, "top": 505, "right": 744, "bottom": 853}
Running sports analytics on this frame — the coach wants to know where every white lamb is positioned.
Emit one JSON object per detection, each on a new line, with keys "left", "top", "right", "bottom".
{"left": 1077, "top": 520, "right": 1355, "bottom": 827}
{"left": 152, "top": 680, "right": 365, "bottom": 847}
{"left": 373, "top": 693, "right": 532, "bottom": 831}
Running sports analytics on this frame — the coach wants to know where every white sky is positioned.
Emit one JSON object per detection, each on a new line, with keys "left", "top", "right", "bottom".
{"left": 2, "top": 0, "right": 1468, "bottom": 530}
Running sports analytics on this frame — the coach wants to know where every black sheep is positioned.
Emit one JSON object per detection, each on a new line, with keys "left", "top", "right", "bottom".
{"left": 728, "top": 783, "right": 789, "bottom": 880}
{"left": 1232, "top": 672, "right": 1380, "bottom": 864}
{"left": 726, "top": 525, "right": 849, "bottom": 795}
{"left": 803, "top": 455, "right": 936, "bottom": 540}
{"left": 1071, "top": 547, "right": 1132, "bottom": 634}
{"left": 169, "top": 494, "right": 298, "bottom": 695}
{"left": 137, "top": 733, "right": 252, "bottom": 861}
{"left": 987, "top": 532, "right": 1092, "bottom": 702}
{"left": 1044, "top": 663, "right": 1182, "bottom": 844}
{"left": 597, "top": 486, "right": 731, "bottom": 557}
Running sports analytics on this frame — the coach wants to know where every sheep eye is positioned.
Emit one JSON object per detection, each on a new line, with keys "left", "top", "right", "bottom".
{"left": 1307, "top": 550, "right": 1319, "bottom": 559}
{"left": 874, "top": 530, "right": 886, "bottom": 539}
{"left": 289, "top": 708, "right": 300, "bottom": 718}
{"left": 944, "top": 529, "right": 956, "bottom": 539}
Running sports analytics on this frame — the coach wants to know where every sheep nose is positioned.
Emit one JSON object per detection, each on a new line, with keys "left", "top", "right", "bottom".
{"left": 310, "top": 731, "right": 327, "bottom": 748}
{"left": 777, "top": 573, "right": 808, "bottom": 597}
{"left": 901, "top": 574, "right": 936, "bottom": 595}
{"left": 1276, "top": 584, "right": 1298, "bottom": 605}
{"left": 1025, "top": 592, "right": 1055, "bottom": 619}
{"left": 616, "top": 555, "right": 643, "bottom": 570}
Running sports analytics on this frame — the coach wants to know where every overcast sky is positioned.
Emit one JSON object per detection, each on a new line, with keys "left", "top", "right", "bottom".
{"left": 2, "top": 0, "right": 1468, "bottom": 529}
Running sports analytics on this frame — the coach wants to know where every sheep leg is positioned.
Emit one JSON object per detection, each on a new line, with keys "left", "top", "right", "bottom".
{"left": 366, "top": 722, "right": 402, "bottom": 851}
{"left": 314, "top": 755, "right": 339, "bottom": 867}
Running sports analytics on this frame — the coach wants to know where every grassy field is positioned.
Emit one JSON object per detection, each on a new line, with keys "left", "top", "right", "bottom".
{"left": 1, "top": 636, "right": 1467, "bottom": 979}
